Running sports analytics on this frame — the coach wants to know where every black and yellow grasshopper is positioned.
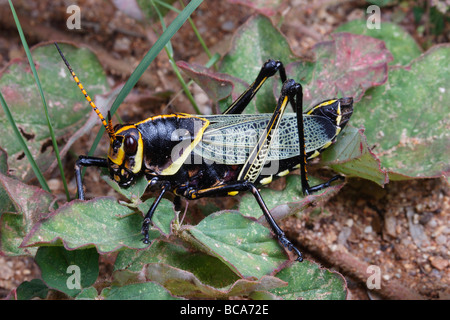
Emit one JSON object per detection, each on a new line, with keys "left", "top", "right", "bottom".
{"left": 55, "top": 43, "right": 353, "bottom": 262}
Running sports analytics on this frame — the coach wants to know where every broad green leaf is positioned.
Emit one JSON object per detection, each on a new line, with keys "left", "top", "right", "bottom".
{"left": 0, "top": 43, "right": 109, "bottom": 181}
{"left": 351, "top": 44, "right": 450, "bottom": 179}
{"left": 335, "top": 20, "right": 422, "bottom": 66}
{"left": 0, "top": 172, "right": 55, "bottom": 256}
{"left": 75, "top": 286, "right": 99, "bottom": 300}
{"left": 101, "top": 171, "right": 149, "bottom": 203}
{"left": 137, "top": 198, "right": 176, "bottom": 236}
{"left": 269, "top": 261, "right": 347, "bottom": 300}
{"left": 322, "top": 126, "right": 389, "bottom": 186}
{"left": 115, "top": 240, "right": 239, "bottom": 289}
{"left": 114, "top": 240, "right": 286, "bottom": 298}
{"left": 219, "top": 15, "right": 299, "bottom": 113}
{"left": 182, "top": 211, "right": 287, "bottom": 279}
{"left": 35, "top": 246, "right": 99, "bottom": 297}
{"left": 143, "top": 263, "right": 286, "bottom": 298}
{"left": 21, "top": 197, "right": 158, "bottom": 253}
{"left": 16, "top": 278, "right": 49, "bottom": 300}
{"left": 100, "top": 282, "right": 181, "bottom": 300}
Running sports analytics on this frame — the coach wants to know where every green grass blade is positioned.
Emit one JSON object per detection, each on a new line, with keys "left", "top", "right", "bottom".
{"left": 151, "top": 0, "right": 200, "bottom": 114}
{"left": 86, "top": 0, "right": 203, "bottom": 159}
{"left": 154, "top": 0, "right": 214, "bottom": 63}
{"left": 8, "top": 0, "right": 70, "bottom": 200}
{"left": 0, "top": 92, "right": 50, "bottom": 193}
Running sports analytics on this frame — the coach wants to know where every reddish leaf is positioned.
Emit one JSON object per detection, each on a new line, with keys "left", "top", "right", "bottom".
{"left": 0, "top": 173, "right": 55, "bottom": 256}
{"left": 288, "top": 32, "right": 394, "bottom": 108}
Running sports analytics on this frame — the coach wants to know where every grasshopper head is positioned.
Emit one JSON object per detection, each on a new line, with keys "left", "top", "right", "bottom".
{"left": 107, "top": 123, "right": 144, "bottom": 187}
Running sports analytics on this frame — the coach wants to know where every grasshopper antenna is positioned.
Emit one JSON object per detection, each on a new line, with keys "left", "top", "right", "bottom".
{"left": 54, "top": 42, "right": 116, "bottom": 141}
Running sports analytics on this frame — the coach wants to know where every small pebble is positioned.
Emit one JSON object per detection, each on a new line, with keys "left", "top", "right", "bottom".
{"left": 429, "top": 256, "right": 449, "bottom": 271}
{"left": 221, "top": 20, "right": 235, "bottom": 31}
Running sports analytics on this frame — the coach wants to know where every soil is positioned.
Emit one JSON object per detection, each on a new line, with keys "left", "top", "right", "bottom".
{"left": 0, "top": 0, "right": 448, "bottom": 300}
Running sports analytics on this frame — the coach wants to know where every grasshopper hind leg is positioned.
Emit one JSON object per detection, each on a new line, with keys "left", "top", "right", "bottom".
{"left": 247, "top": 181, "right": 303, "bottom": 262}
{"left": 185, "top": 181, "right": 304, "bottom": 262}
{"left": 303, "top": 175, "right": 345, "bottom": 195}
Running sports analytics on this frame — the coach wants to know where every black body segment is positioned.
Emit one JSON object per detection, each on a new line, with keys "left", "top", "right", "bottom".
{"left": 55, "top": 42, "right": 353, "bottom": 263}
{"left": 135, "top": 114, "right": 209, "bottom": 176}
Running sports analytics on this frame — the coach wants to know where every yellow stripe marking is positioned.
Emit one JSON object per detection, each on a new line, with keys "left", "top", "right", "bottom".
{"left": 306, "top": 99, "right": 337, "bottom": 115}
{"left": 322, "top": 141, "right": 332, "bottom": 149}
{"left": 307, "top": 150, "right": 320, "bottom": 159}
{"left": 277, "top": 169, "right": 290, "bottom": 177}
{"left": 260, "top": 175, "right": 273, "bottom": 185}
{"left": 239, "top": 95, "right": 289, "bottom": 182}
{"left": 160, "top": 118, "right": 210, "bottom": 175}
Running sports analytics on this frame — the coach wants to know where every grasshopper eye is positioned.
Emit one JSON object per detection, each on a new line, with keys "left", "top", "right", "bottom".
{"left": 124, "top": 135, "right": 137, "bottom": 155}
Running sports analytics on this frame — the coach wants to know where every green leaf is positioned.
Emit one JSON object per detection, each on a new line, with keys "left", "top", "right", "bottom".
{"left": 21, "top": 197, "right": 158, "bottom": 253}
{"left": 219, "top": 15, "right": 299, "bottom": 113}
{"left": 100, "top": 282, "right": 181, "bottom": 300}
{"left": 137, "top": 198, "right": 175, "bottom": 236}
{"left": 335, "top": 20, "right": 422, "bottom": 66}
{"left": 322, "top": 126, "right": 389, "bottom": 186}
{"left": 143, "top": 263, "right": 286, "bottom": 298}
{"left": 101, "top": 172, "right": 149, "bottom": 203}
{"left": 351, "top": 44, "right": 450, "bottom": 179}
{"left": 115, "top": 240, "right": 240, "bottom": 286}
{"left": 0, "top": 172, "right": 55, "bottom": 256}
{"left": 35, "top": 246, "right": 99, "bottom": 297}
{"left": 75, "top": 286, "right": 99, "bottom": 300}
{"left": 16, "top": 279, "right": 49, "bottom": 300}
{"left": 114, "top": 240, "right": 287, "bottom": 298}
{"left": 182, "top": 211, "right": 287, "bottom": 279}
{"left": 269, "top": 261, "right": 347, "bottom": 300}
{"left": 0, "top": 44, "right": 109, "bottom": 181}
